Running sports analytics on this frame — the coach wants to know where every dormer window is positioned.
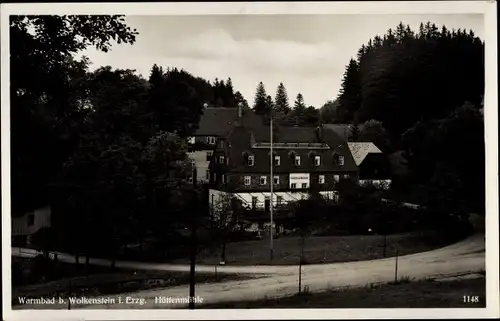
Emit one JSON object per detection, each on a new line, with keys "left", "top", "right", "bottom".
{"left": 294, "top": 156, "right": 301, "bottom": 166}
{"left": 248, "top": 155, "right": 255, "bottom": 166}
{"left": 260, "top": 176, "right": 267, "bottom": 185}
{"left": 274, "top": 156, "right": 280, "bottom": 166}
{"left": 314, "top": 156, "right": 321, "bottom": 166}
{"left": 206, "top": 136, "right": 216, "bottom": 144}
{"left": 338, "top": 155, "right": 345, "bottom": 166}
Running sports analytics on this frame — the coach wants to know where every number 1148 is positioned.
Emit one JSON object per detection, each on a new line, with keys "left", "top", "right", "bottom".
{"left": 463, "top": 296, "right": 480, "bottom": 303}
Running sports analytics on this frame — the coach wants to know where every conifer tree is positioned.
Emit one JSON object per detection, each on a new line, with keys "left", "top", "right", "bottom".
{"left": 253, "top": 81, "right": 269, "bottom": 115}
{"left": 274, "top": 82, "right": 291, "bottom": 114}
{"left": 293, "top": 93, "right": 306, "bottom": 113}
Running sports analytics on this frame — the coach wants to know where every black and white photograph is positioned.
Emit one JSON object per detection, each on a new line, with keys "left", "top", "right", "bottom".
{"left": 2, "top": 1, "right": 498, "bottom": 320}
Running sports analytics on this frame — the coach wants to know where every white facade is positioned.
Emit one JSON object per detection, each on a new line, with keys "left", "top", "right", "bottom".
{"left": 187, "top": 150, "right": 211, "bottom": 183}
{"left": 359, "top": 179, "right": 392, "bottom": 190}
{"left": 289, "top": 173, "right": 310, "bottom": 189}
{"left": 208, "top": 189, "right": 338, "bottom": 213}
{"left": 12, "top": 206, "right": 52, "bottom": 236}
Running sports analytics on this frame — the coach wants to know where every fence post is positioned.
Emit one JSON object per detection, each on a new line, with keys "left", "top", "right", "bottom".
{"left": 394, "top": 242, "right": 399, "bottom": 282}
{"left": 383, "top": 234, "right": 387, "bottom": 258}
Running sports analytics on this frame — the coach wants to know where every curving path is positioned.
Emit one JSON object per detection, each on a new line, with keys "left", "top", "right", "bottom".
{"left": 12, "top": 234, "right": 485, "bottom": 309}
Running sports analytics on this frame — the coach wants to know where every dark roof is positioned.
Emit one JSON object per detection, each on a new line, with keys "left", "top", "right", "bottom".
{"left": 225, "top": 125, "right": 358, "bottom": 174}
{"left": 323, "top": 124, "right": 352, "bottom": 141}
{"left": 256, "top": 126, "right": 318, "bottom": 143}
{"left": 194, "top": 107, "right": 264, "bottom": 137}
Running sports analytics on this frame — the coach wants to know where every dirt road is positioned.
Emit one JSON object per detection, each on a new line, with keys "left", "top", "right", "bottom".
{"left": 12, "top": 234, "right": 485, "bottom": 309}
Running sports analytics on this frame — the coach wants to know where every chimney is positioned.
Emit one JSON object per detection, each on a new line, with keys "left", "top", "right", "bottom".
{"left": 234, "top": 102, "right": 243, "bottom": 127}
{"left": 315, "top": 124, "right": 323, "bottom": 142}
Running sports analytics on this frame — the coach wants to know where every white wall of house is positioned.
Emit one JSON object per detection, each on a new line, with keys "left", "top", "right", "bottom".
{"left": 209, "top": 189, "right": 338, "bottom": 212}
{"left": 12, "top": 206, "right": 51, "bottom": 236}
{"left": 359, "top": 179, "right": 392, "bottom": 190}
{"left": 187, "top": 150, "right": 212, "bottom": 183}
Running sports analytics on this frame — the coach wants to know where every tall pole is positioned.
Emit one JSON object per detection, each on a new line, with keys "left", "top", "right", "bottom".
{"left": 189, "top": 167, "right": 197, "bottom": 309}
{"left": 269, "top": 111, "right": 274, "bottom": 260}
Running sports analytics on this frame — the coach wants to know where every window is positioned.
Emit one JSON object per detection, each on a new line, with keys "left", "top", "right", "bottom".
{"left": 213, "top": 173, "right": 217, "bottom": 181}
{"left": 219, "top": 156, "right": 225, "bottom": 164}
{"left": 334, "top": 174, "right": 340, "bottom": 182}
{"left": 206, "top": 151, "right": 213, "bottom": 161}
{"left": 248, "top": 155, "right": 255, "bottom": 166}
{"left": 274, "top": 156, "right": 281, "bottom": 166}
{"left": 277, "top": 196, "right": 283, "bottom": 205}
{"left": 343, "top": 174, "right": 349, "bottom": 179}
{"left": 260, "top": 176, "right": 267, "bottom": 185}
{"left": 273, "top": 176, "right": 280, "bottom": 185}
{"left": 314, "top": 156, "right": 321, "bottom": 166}
{"left": 291, "top": 183, "right": 297, "bottom": 189}
{"left": 294, "top": 156, "right": 301, "bottom": 166}
{"left": 27, "top": 214, "right": 35, "bottom": 227}
{"left": 222, "top": 174, "right": 226, "bottom": 184}
{"left": 205, "top": 170, "right": 210, "bottom": 180}
{"left": 218, "top": 140, "right": 224, "bottom": 148}
{"left": 244, "top": 176, "right": 251, "bottom": 185}
{"left": 252, "top": 196, "right": 258, "bottom": 209}
{"left": 208, "top": 136, "right": 216, "bottom": 144}
{"left": 302, "top": 183, "right": 307, "bottom": 189}
{"left": 319, "top": 175, "right": 325, "bottom": 184}
{"left": 338, "top": 155, "right": 345, "bottom": 166}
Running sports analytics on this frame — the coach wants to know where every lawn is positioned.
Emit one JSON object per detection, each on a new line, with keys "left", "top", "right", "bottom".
{"left": 12, "top": 257, "right": 256, "bottom": 307}
{"left": 203, "top": 277, "right": 486, "bottom": 308}
{"left": 173, "top": 231, "right": 465, "bottom": 265}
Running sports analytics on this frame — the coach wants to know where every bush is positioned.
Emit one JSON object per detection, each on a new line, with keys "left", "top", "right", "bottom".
{"left": 11, "top": 260, "right": 25, "bottom": 286}
{"left": 29, "top": 254, "right": 63, "bottom": 282}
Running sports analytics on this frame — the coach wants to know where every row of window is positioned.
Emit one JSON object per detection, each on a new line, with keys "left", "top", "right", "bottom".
{"left": 247, "top": 155, "right": 344, "bottom": 167}
{"left": 252, "top": 195, "right": 285, "bottom": 207}
{"left": 242, "top": 174, "right": 349, "bottom": 186}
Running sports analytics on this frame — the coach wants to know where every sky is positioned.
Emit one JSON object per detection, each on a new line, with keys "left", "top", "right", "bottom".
{"left": 80, "top": 14, "right": 484, "bottom": 108}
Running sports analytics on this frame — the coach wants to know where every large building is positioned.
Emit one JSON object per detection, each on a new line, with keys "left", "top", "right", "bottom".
{"left": 208, "top": 121, "right": 359, "bottom": 215}
{"left": 187, "top": 104, "right": 264, "bottom": 183}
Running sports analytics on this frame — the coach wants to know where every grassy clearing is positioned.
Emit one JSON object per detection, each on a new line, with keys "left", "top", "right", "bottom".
{"left": 174, "top": 231, "right": 465, "bottom": 265}
{"left": 12, "top": 258, "right": 255, "bottom": 307}
{"left": 203, "top": 277, "right": 486, "bottom": 308}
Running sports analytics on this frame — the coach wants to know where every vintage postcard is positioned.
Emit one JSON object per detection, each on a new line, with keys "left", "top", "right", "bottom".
{"left": 1, "top": 1, "right": 498, "bottom": 320}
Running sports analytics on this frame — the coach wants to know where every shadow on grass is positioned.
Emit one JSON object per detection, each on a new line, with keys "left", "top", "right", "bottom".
{"left": 12, "top": 257, "right": 259, "bottom": 306}
{"left": 202, "top": 277, "right": 486, "bottom": 309}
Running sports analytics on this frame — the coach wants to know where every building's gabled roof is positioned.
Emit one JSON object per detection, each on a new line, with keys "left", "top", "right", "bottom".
{"left": 323, "top": 124, "right": 352, "bottom": 141}
{"left": 225, "top": 125, "right": 358, "bottom": 174}
{"left": 194, "top": 107, "right": 264, "bottom": 137}
{"left": 347, "top": 142, "right": 382, "bottom": 166}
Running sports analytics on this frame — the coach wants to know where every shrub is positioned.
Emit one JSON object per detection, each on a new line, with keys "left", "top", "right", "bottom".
{"left": 11, "top": 260, "right": 25, "bottom": 286}
{"left": 28, "top": 254, "right": 63, "bottom": 283}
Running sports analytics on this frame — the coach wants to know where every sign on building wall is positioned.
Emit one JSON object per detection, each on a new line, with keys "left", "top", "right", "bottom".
{"left": 289, "top": 173, "right": 310, "bottom": 189}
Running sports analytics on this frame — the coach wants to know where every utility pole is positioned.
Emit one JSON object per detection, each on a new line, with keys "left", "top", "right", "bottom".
{"left": 189, "top": 166, "right": 198, "bottom": 309}
{"left": 269, "top": 109, "right": 274, "bottom": 261}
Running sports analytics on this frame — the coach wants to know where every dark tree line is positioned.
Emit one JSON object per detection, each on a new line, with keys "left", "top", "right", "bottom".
{"left": 331, "top": 21, "right": 485, "bottom": 215}
{"left": 252, "top": 82, "right": 319, "bottom": 126}
{"left": 334, "top": 21, "right": 484, "bottom": 144}
{"left": 10, "top": 15, "right": 245, "bottom": 259}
